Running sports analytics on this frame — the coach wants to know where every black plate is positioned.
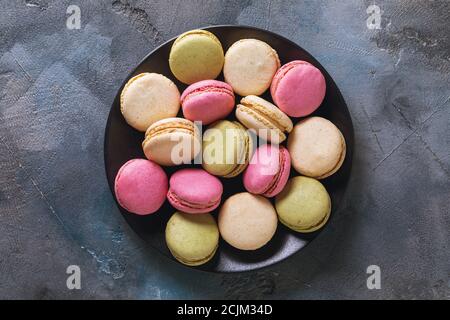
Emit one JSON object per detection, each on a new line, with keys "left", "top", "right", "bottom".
{"left": 104, "top": 25, "right": 354, "bottom": 273}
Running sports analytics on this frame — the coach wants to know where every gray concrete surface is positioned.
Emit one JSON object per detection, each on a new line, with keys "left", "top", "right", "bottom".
{"left": 0, "top": 0, "right": 449, "bottom": 299}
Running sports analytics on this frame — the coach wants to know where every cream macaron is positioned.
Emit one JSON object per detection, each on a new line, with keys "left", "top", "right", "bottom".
{"left": 218, "top": 192, "right": 277, "bottom": 250}
{"left": 236, "top": 95, "right": 293, "bottom": 143}
{"left": 120, "top": 73, "right": 180, "bottom": 132}
{"left": 224, "top": 39, "right": 280, "bottom": 96}
{"left": 288, "top": 117, "right": 346, "bottom": 179}
{"left": 142, "top": 118, "right": 201, "bottom": 166}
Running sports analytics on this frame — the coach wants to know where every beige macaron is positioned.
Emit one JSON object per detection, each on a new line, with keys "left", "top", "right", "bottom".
{"left": 120, "top": 73, "right": 180, "bottom": 132}
{"left": 142, "top": 117, "right": 201, "bottom": 166}
{"left": 288, "top": 117, "right": 346, "bottom": 179}
{"left": 236, "top": 95, "right": 293, "bottom": 143}
{"left": 224, "top": 39, "right": 280, "bottom": 96}
{"left": 218, "top": 192, "right": 278, "bottom": 250}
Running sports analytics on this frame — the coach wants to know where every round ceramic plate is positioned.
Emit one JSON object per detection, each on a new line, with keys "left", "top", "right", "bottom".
{"left": 104, "top": 25, "right": 354, "bottom": 272}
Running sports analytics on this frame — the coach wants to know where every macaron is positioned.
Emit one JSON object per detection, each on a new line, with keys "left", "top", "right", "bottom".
{"left": 120, "top": 73, "right": 180, "bottom": 132}
{"left": 224, "top": 39, "right": 280, "bottom": 96}
{"left": 288, "top": 117, "right": 346, "bottom": 179}
{"left": 271, "top": 60, "right": 326, "bottom": 117}
{"left": 218, "top": 192, "right": 277, "bottom": 250}
{"left": 114, "top": 159, "right": 168, "bottom": 215}
{"left": 202, "top": 120, "right": 253, "bottom": 178}
{"left": 165, "top": 211, "right": 219, "bottom": 266}
{"left": 169, "top": 29, "right": 224, "bottom": 84}
{"left": 142, "top": 117, "right": 201, "bottom": 166}
{"left": 167, "top": 168, "right": 223, "bottom": 214}
{"left": 243, "top": 144, "right": 291, "bottom": 198}
{"left": 181, "top": 80, "right": 235, "bottom": 125}
{"left": 236, "top": 95, "right": 293, "bottom": 143}
{"left": 275, "top": 176, "right": 331, "bottom": 233}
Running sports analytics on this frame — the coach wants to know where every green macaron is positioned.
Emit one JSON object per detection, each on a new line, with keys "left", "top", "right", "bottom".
{"left": 202, "top": 120, "right": 253, "bottom": 178}
{"left": 165, "top": 211, "right": 219, "bottom": 266}
{"left": 275, "top": 176, "right": 331, "bottom": 233}
{"left": 169, "top": 29, "right": 224, "bottom": 84}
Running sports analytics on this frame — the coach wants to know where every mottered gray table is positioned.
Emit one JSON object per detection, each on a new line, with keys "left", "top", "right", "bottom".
{"left": 0, "top": 0, "right": 449, "bottom": 299}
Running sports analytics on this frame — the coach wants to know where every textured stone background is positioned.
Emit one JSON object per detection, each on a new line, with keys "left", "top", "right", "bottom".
{"left": 0, "top": 0, "right": 449, "bottom": 299}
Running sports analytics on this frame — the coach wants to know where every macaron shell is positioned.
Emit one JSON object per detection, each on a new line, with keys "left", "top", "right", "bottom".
{"left": 165, "top": 212, "right": 219, "bottom": 266}
{"left": 168, "top": 168, "right": 223, "bottom": 214}
{"left": 218, "top": 192, "right": 277, "bottom": 250}
{"left": 270, "top": 60, "right": 312, "bottom": 97}
{"left": 120, "top": 73, "right": 180, "bottom": 132}
{"left": 275, "top": 176, "right": 331, "bottom": 233}
{"left": 271, "top": 61, "right": 326, "bottom": 117}
{"left": 114, "top": 159, "right": 168, "bottom": 215}
{"left": 316, "top": 132, "right": 346, "bottom": 179}
{"left": 181, "top": 80, "right": 235, "bottom": 125}
{"left": 288, "top": 117, "right": 346, "bottom": 179}
{"left": 143, "top": 118, "right": 201, "bottom": 166}
{"left": 243, "top": 144, "right": 291, "bottom": 197}
{"left": 224, "top": 39, "right": 280, "bottom": 96}
{"left": 169, "top": 30, "right": 224, "bottom": 84}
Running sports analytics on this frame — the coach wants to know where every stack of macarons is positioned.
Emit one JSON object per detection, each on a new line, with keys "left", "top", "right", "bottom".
{"left": 113, "top": 29, "right": 347, "bottom": 267}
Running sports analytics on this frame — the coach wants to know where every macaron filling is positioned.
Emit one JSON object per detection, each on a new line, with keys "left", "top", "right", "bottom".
{"left": 237, "top": 96, "right": 293, "bottom": 142}
{"left": 316, "top": 135, "right": 346, "bottom": 179}
{"left": 169, "top": 243, "right": 218, "bottom": 266}
{"left": 143, "top": 120, "right": 195, "bottom": 145}
{"left": 239, "top": 101, "right": 287, "bottom": 133}
{"left": 261, "top": 148, "right": 289, "bottom": 197}
{"left": 279, "top": 205, "right": 331, "bottom": 232}
{"left": 237, "top": 105, "right": 286, "bottom": 142}
{"left": 223, "top": 123, "right": 252, "bottom": 178}
{"left": 181, "top": 86, "right": 234, "bottom": 104}
{"left": 167, "top": 190, "right": 221, "bottom": 211}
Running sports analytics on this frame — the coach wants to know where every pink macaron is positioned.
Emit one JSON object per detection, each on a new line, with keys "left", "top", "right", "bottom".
{"left": 243, "top": 144, "right": 291, "bottom": 198}
{"left": 270, "top": 60, "right": 326, "bottom": 117}
{"left": 181, "top": 80, "right": 235, "bottom": 125}
{"left": 167, "top": 168, "right": 223, "bottom": 214}
{"left": 114, "top": 159, "right": 168, "bottom": 215}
